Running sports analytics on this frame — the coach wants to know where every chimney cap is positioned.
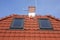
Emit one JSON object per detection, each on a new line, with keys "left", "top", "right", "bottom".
{"left": 28, "top": 6, "right": 36, "bottom": 13}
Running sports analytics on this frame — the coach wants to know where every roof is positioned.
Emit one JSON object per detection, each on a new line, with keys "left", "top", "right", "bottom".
{"left": 0, "top": 14, "right": 60, "bottom": 40}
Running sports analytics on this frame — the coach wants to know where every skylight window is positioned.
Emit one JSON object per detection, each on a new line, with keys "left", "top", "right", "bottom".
{"left": 10, "top": 18, "right": 24, "bottom": 29}
{"left": 38, "top": 18, "right": 53, "bottom": 30}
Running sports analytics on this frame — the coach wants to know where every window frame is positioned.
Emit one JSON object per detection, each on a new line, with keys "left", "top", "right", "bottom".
{"left": 10, "top": 18, "right": 24, "bottom": 30}
{"left": 38, "top": 18, "right": 53, "bottom": 30}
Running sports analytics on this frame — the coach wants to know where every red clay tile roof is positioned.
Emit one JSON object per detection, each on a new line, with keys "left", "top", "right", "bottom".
{"left": 0, "top": 14, "right": 60, "bottom": 40}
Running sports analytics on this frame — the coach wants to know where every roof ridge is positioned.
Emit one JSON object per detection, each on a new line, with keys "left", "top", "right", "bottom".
{"left": 0, "top": 14, "right": 18, "bottom": 21}
{"left": 0, "top": 14, "right": 28, "bottom": 21}
{"left": 0, "top": 14, "right": 60, "bottom": 21}
{"left": 45, "top": 14, "right": 60, "bottom": 21}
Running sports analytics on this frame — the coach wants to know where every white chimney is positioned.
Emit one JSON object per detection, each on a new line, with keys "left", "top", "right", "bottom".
{"left": 28, "top": 6, "right": 36, "bottom": 18}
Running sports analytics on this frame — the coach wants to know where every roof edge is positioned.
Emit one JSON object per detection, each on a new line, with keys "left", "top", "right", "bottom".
{"left": 0, "top": 14, "right": 60, "bottom": 21}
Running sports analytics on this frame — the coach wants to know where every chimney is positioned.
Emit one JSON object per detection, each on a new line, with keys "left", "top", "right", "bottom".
{"left": 28, "top": 6, "right": 36, "bottom": 18}
{"left": 28, "top": 6, "right": 35, "bottom": 13}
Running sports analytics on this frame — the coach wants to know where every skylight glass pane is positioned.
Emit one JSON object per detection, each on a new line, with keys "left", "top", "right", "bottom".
{"left": 11, "top": 18, "right": 24, "bottom": 29}
{"left": 39, "top": 19, "right": 52, "bottom": 29}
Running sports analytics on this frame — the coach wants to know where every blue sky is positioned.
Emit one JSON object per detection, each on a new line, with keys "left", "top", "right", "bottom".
{"left": 0, "top": 0, "right": 60, "bottom": 18}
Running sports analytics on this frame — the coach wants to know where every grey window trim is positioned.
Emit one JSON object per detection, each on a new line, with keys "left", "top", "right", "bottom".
{"left": 10, "top": 18, "right": 24, "bottom": 30}
{"left": 38, "top": 18, "right": 53, "bottom": 30}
